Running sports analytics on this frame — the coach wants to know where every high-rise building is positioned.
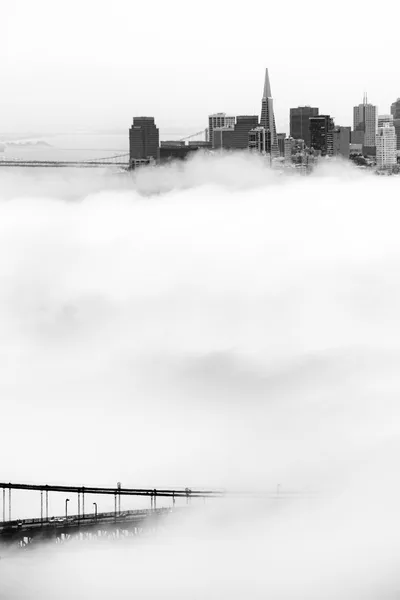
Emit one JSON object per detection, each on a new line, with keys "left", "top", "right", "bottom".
{"left": 213, "top": 127, "right": 235, "bottom": 149}
{"left": 233, "top": 116, "right": 259, "bottom": 149}
{"left": 290, "top": 106, "right": 319, "bottom": 148}
{"left": 213, "top": 116, "right": 259, "bottom": 150}
{"left": 260, "top": 69, "right": 279, "bottom": 157}
{"left": 248, "top": 127, "right": 266, "bottom": 153}
{"left": 277, "top": 133, "right": 286, "bottom": 157}
{"left": 391, "top": 98, "right": 400, "bottom": 119}
{"left": 378, "top": 114, "right": 394, "bottom": 128}
{"left": 376, "top": 122, "right": 397, "bottom": 170}
{"left": 353, "top": 96, "right": 377, "bottom": 151}
{"left": 309, "top": 116, "right": 335, "bottom": 156}
{"left": 208, "top": 113, "right": 235, "bottom": 148}
{"left": 393, "top": 119, "right": 400, "bottom": 151}
{"left": 332, "top": 126, "right": 350, "bottom": 158}
{"left": 284, "top": 138, "right": 294, "bottom": 164}
{"left": 389, "top": 101, "right": 400, "bottom": 150}
{"left": 129, "top": 117, "right": 159, "bottom": 163}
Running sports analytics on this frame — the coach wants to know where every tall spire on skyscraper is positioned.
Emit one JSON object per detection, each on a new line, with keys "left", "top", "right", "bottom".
{"left": 263, "top": 68, "right": 272, "bottom": 100}
{"left": 260, "top": 68, "right": 279, "bottom": 158}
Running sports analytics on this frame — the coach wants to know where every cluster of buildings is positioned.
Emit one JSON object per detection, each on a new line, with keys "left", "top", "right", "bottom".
{"left": 128, "top": 70, "right": 400, "bottom": 173}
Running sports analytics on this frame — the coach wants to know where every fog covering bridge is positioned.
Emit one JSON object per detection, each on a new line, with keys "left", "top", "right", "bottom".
{"left": 0, "top": 481, "right": 313, "bottom": 549}
{"left": 0, "top": 481, "right": 224, "bottom": 548}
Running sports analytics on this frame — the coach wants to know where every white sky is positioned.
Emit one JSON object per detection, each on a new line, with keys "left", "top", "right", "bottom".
{"left": 2, "top": 0, "right": 400, "bottom": 134}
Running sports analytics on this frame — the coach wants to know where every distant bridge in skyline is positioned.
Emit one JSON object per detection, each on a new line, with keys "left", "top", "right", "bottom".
{"left": 0, "top": 153, "right": 131, "bottom": 168}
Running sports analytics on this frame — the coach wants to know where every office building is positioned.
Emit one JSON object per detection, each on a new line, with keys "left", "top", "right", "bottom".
{"left": 378, "top": 115, "right": 394, "bottom": 128}
{"left": 213, "top": 127, "right": 235, "bottom": 149}
{"left": 393, "top": 119, "right": 400, "bottom": 150}
{"left": 309, "top": 115, "right": 335, "bottom": 156}
{"left": 391, "top": 98, "right": 400, "bottom": 119}
{"left": 332, "top": 126, "right": 350, "bottom": 158}
{"left": 129, "top": 117, "right": 159, "bottom": 163}
{"left": 284, "top": 137, "right": 294, "bottom": 164}
{"left": 159, "top": 143, "right": 201, "bottom": 163}
{"left": 389, "top": 100, "right": 400, "bottom": 149}
{"left": 290, "top": 106, "right": 319, "bottom": 148}
{"left": 277, "top": 133, "right": 286, "bottom": 156}
{"left": 376, "top": 122, "right": 397, "bottom": 170}
{"left": 248, "top": 127, "right": 266, "bottom": 153}
{"left": 353, "top": 96, "right": 377, "bottom": 152}
{"left": 351, "top": 130, "right": 364, "bottom": 145}
{"left": 213, "top": 116, "right": 259, "bottom": 150}
{"left": 233, "top": 116, "right": 260, "bottom": 149}
{"left": 208, "top": 113, "right": 235, "bottom": 148}
{"left": 260, "top": 69, "right": 279, "bottom": 157}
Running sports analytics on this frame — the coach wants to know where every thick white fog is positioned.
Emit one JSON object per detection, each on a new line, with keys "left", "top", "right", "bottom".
{"left": 1, "top": 154, "right": 400, "bottom": 598}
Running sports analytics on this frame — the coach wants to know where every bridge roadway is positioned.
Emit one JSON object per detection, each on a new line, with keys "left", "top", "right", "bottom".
{"left": 0, "top": 507, "right": 174, "bottom": 548}
{"left": 0, "top": 480, "right": 313, "bottom": 548}
{"left": 0, "top": 160, "right": 129, "bottom": 168}
{"left": 0, "top": 482, "right": 224, "bottom": 545}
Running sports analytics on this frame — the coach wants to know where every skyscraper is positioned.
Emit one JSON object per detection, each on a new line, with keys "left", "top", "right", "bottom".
{"left": 353, "top": 96, "right": 377, "bottom": 151}
{"left": 390, "top": 99, "right": 400, "bottom": 150}
{"left": 129, "top": 117, "right": 159, "bottom": 163}
{"left": 208, "top": 113, "right": 235, "bottom": 148}
{"left": 391, "top": 98, "right": 400, "bottom": 119}
{"left": 290, "top": 106, "right": 319, "bottom": 148}
{"left": 260, "top": 69, "right": 279, "bottom": 157}
{"left": 309, "top": 116, "right": 335, "bottom": 156}
{"left": 376, "top": 122, "right": 397, "bottom": 170}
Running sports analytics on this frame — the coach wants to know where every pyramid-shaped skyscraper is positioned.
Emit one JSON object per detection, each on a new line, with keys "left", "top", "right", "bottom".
{"left": 260, "top": 68, "right": 279, "bottom": 157}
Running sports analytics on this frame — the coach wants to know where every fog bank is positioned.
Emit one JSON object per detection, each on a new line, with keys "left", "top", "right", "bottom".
{"left": 1, "top": 155, "right": 400, "bottom": 598}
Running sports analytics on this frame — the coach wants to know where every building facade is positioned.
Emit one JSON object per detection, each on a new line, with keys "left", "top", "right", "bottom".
{"left": 277, "top": 133, "right": 286, "bottom": 157}
{"left": 129, "top": 117, "right": 159, "bottom": 163}
{"left": 212, "top": 127, "right": 235, "bottom": 149}
{"left": 260, "top": 69, "right": 279, "bottom": 157}
{"left": 378, "top": 114, "right": 394, "bottom": 128}
{"left": 332, "top": 126, "right": 350, "bottom": 158}
{"left": 390, "top": 100, "right": 400, "bottom": 150}
{"left": 391, "top": 98, "right": 400, "bottom": 119}
{"left": 213, "top": 116, "right": 259, "bottom": 150}
{"left": 393, "top": 119, "right": 400, "bottom": 150}
{"left": 290, "top": 106, "right": 319, "bottom": 148}
{"left": 376, "top": 123, "right": 397, "bottom": 170}
{"left": 248, "top": 127, "right": 266, "bottom": 153}
{"left": 284, "top": 137, "right": 294, "bottom": 164}
{"left": 208, "top": 113, "right": 235, "bottom": 148}
{"left": 159, "top": 143, "right": 200, "bottom": 163}
{"left": 309, "top": 115, "right": 335, "bottom": 156}
{"left": 353, "top": 97, "right": 377, "bottom": 151}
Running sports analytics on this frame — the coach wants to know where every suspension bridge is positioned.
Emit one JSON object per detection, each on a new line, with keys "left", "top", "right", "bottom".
{"left": 0, "top": 153, "right": 131, "bottom": 169}
{"left": 0, "top": 480, "right": 312, "bottom": 549}
{"left": 0, "top": 129, "right": 210, "bottom": 169}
